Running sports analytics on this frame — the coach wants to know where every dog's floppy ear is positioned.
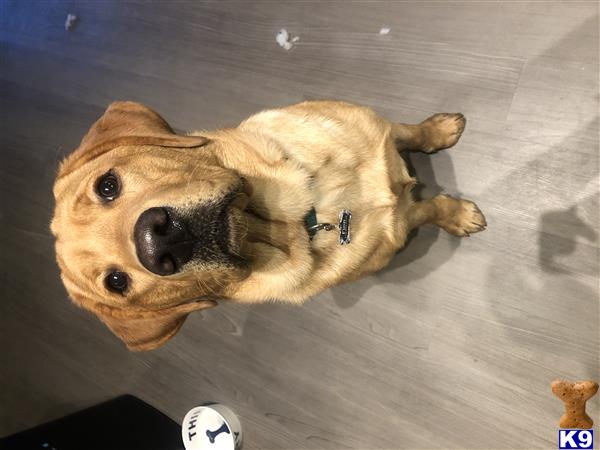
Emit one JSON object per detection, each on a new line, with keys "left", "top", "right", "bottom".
{"left": 91, "top": 299, "right": 217, "bottom": 351}
{"left": 59, "top": 101, "right": 209, "bottom": 178}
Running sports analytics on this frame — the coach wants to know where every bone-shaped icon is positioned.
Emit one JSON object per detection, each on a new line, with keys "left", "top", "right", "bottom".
{"left": 206, "top": 422, "right": 230, "bottom": 443}
{"left": 551, "top": 379, "right": 598, "bottom": 429}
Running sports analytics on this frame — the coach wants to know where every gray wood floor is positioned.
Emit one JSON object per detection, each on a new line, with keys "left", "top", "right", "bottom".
{"left": 1, "top": 1, "right": 598, "bottom": 448}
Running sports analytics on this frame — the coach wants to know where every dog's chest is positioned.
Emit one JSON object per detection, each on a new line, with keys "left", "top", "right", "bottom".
{"left": 261, "top": 155, "right": 399, "bottom": 253}
{"left": 222, "top": 125, "right": 407, "bottom": 257}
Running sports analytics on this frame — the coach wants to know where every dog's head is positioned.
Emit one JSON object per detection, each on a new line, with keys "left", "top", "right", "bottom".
{"left": 51, "top": 102, "right": 251, "bottom": 351}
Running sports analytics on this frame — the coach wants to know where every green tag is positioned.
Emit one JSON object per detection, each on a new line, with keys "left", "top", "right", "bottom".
{"left": 304, "top": 207, "right": 318, "bottom": 238}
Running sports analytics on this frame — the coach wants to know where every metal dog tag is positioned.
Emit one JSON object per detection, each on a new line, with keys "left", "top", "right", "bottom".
{"left": 338, "top": 209, "right": 352, "bottom": 245}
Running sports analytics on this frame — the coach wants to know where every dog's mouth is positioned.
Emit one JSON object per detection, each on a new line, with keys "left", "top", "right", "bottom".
{"left": 134, "top": 180, "right": 251, "bottom": 276}
{"left": 178, "top": 183, "right": 250, "bottom": 270}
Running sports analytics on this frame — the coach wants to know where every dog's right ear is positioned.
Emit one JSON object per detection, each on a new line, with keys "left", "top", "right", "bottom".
{"left": 58, "top": 101, "right": 209, "bottom": 178}
{"left": 88, "top": 299, "right": 218, "bottom": 352}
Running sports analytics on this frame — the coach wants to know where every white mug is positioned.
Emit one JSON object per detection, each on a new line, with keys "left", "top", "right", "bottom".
{"left": 181, "top": 403, "right": 242, "bottom": 450}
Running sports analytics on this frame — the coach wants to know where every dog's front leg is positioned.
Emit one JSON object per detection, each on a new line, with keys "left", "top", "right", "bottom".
{"left": 406, "top": 195, "right": 486, "bottom": 237}
{"left": 392, "top": 113, "right": 466, "bottom": 153}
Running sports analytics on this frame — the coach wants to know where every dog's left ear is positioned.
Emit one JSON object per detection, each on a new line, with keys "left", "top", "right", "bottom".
{"left": 59, "top": 101, "right": 209, "bottom": 178}
{"left": 91, "top": 299, "right": 218, "bottom": 352}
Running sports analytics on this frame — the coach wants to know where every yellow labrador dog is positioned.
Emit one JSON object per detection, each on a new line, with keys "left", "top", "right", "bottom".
{"left": 51, "top": 101, "right": 486, "bottom": 351}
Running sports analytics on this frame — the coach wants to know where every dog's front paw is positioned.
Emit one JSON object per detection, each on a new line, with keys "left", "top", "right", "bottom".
{"left": 421, "top": 113, "right": 466, "bottom": 152}
{"left": 435, "top": 197, "right": 486, "bottom": 237}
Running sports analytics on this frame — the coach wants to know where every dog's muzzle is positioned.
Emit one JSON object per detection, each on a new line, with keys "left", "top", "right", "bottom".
{"left": 134, "top": 193, "right": 241, "bottom": 276}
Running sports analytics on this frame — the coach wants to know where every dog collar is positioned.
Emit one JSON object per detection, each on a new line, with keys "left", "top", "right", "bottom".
{"left": 303, "top": 207, "right": 352, "bottom": 245}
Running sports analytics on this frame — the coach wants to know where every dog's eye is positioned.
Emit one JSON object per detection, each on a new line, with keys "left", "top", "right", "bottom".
{"left": 105, "top": 271, "right": 129, "bottom": 294}
{"left": 96, "top": 171, "right": 120, "bottom": 201}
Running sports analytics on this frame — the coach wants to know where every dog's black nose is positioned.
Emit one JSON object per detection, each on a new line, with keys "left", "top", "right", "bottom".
{"left": 134, "top": 207, "right": 194, "bottom": 275}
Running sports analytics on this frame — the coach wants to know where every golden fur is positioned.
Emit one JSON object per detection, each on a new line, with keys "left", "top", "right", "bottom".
{"left": 51, "top": 100, "right": 486, "bottom": 351}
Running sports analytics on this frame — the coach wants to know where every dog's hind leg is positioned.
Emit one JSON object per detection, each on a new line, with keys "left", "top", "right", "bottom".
{"left": 407, "top": 195, "right": 486, "bottom": 237}
{"left": 391, "top": 113, "right": 466, "bottom": 153}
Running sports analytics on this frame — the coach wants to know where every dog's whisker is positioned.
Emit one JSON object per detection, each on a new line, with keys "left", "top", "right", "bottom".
{"left": 183, "top": 159, "right": 203, "bottom": 198}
